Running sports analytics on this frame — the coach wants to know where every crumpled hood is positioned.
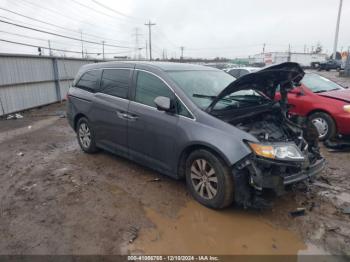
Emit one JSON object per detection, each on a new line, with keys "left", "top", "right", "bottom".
{"left": 319, "top": 89, "right": 350, "bottom": 103}
{"left": 206, "top": 62, "right": 305, "bottom": 112}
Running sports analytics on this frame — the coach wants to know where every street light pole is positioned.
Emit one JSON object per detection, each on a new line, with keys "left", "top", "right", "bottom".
{"left": 333, "top": 0, "right": 343, "bottom": 59}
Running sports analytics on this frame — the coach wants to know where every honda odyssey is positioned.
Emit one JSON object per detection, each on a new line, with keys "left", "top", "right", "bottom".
{"left": 67, "top": 62, "right": 325, "bottom": 209}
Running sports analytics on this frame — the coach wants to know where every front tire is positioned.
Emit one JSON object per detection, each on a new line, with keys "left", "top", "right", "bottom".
{"left": 309, "top": 112, "right": 336, "bottom": 141}
{"left": 76, "top": 117, "right": 98, "bottom": 153}
{"left": 185, "top": 149, "right": 234, "bottom": 209}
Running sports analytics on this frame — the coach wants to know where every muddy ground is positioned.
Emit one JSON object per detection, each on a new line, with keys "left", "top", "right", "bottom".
{"left": 0, "top": 71, "right": 349, "bottom": 258}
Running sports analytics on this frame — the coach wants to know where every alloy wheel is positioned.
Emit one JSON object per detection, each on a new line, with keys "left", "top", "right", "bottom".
{"left": 312, "top": 117, "right": 329, "bottom": 139}
{"left": 79, "top": 123, "right": 91, "bottom": 149}
{"left": 190, "top": 159, "right": 218, "bottom": 200}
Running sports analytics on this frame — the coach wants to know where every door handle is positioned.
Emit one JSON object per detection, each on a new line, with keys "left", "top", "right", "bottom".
{"left": 116, "top": 111, "right": 128, "bottom": 119}
{"left": 127, "top": 114, "right": 139, "bottom": 121}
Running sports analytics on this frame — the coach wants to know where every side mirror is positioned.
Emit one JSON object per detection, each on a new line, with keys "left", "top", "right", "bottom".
{"left": 154, "top": 96, "right": 175, "bottom": 112}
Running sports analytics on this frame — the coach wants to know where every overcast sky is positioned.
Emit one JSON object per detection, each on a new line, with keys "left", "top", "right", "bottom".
{"left": 0, "top": 0, "right": 349, "bottom": 59}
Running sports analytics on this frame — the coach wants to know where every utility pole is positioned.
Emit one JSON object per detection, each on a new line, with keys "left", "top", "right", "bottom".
{"left": 288, "top": 44, "right": 291, "bottom": 62}
{"left": 333, "top": 0, "right": 343, "bottom": 59}
{"left": 145, "top": 40, "right": 148, "bottom": 60}
{"left": 144, "top": 20, "right": 156, "bottom": 61}
{"left": 262, "top": 43, "right": 266, "bottom": 54}
{"left": 102, "top": 41, "right": 105, "bottom": 60}
{"left": 80, "top": 31, "right": 84, "bottom": 59}
{"left": 48, "top": 40, "right": 52, "bottom": 56}
{"left": 180, "top": 46, "right": 184, "bottom": 61}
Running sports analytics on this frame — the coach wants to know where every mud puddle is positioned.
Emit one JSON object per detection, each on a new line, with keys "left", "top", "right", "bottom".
{"left": 130, "top": 201, "right": 306, "bottom": 255}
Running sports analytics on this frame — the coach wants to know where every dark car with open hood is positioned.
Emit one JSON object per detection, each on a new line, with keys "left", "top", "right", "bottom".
{"left": 67, "top": 61, "right": 325, "bottom": 209}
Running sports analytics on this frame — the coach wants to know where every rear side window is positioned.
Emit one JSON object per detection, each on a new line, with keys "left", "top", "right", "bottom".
{"left": 76, "top": 70, "right": 100, "bottom": 92}
{"left": 135, "top": 71, "right": 174, "bottom": 108}
{"left": 100, "top": 69, "right": 130, "bottom": 99}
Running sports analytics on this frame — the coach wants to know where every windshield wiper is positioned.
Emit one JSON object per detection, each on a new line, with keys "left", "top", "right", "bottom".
{"left": 226, "top": 95, "right": 271, "bottom": 104}
{"left": 193, "top": 94, "right": 232, "bottom": 102}
{"left": 314, "top": 88, "right": 339, "bottom": 93}
{"left": 193, "top": 94, "right": 270, "bottom": 104}
{"left": 193, "top": 94, "right": 216, "bottom": 99}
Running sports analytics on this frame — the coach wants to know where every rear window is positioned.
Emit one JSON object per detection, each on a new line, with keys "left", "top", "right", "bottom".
{"left": 100, "top": 69, "right": 130, "bottom": 99}
{"left": 76, "top": 70, "right": 101, "bottom": 92}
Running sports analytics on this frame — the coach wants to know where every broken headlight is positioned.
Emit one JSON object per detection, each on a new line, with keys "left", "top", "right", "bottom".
{"left": 248, "top": 142, "right": 304, "bottom": 161}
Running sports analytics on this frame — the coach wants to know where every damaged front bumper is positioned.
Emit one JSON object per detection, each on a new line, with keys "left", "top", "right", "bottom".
{"left": 282, "top": 158, "right": 325, "bottom": 185}
{"left": 234, "top": 155, "right": 326, "bottom": 208}
{"left": 247, "top": 156, "right": 326, "bottom": 193}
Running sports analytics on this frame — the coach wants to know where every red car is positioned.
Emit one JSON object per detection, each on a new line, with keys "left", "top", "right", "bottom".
{"left": 276, "top": 73, "right": 350, "bottom": 140}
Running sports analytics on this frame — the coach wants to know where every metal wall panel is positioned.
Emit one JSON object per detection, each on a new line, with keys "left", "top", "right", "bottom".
{"left": 0, "top": 56, "right": 54, "bottom": 86}
{"left": 59, "top": 79, "right": 73, "bottom": 100}
{"left": 57, "top": 59, "right": 91, "bottom": 80}
{"left": 0, "top": 82, "right": 57, "bottom": 115}
{"left": 0, "top": 54, "right": 101, "bottom": 116}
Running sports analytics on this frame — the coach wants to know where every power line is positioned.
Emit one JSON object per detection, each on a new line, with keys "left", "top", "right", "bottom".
{"left": 153, "top": 28, "right": 178, "bottom": 48}
{"left": 17, "top": 0, "right": 133, "bottom": 37}
{"left": 0, "top": 19, "right": 133, "bottom": 49}
{"left": 0, "top": 14, "right": 131, "bottom": 48}
{"left": 70, "top": 0, "right": 139, "bottom": 25}
{"left": 70, "top": 0, "right": 118, "bottom": 19}
{"left": 0, "top": 23, "right": 126, "bottom": 51}
{"left": 0, "top": 38, "right": 133, "bottom": 55}
{"left": 0, "top": 29, "right": 87, "bottom": 49}
{"left": 90, "top": 0, "right": 141, "bottom": 21}
{"left": 0, "top": 29, "right": 48, "bottom": 42}
{"left": 0, "top": 6, "right": 129, "bottom": 44}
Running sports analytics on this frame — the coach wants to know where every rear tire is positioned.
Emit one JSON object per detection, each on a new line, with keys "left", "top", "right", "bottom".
{"left": 76, "top": 117, "right": 98, "bottom": 153}
{"left": 309, "top": 112, "right": 336, "bottom": 141}
{"left": 185, "top": 149, "right": 234, "bottom": 209}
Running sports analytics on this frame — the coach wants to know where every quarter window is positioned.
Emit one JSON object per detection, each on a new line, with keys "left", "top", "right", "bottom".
{"left": 135, "top": 71, "right": 174, "bottom": 108}
{"left": 177, "top": 100, "right": 192, "bottom": 118}
{"left": 76, "top": 70, "right": 100, "bottom": 92}
{"left": 100, "top": 69, "right": 130, "bottom": 99}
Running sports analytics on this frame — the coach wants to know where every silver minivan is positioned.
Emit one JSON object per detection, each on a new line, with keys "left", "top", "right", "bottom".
{"left": 67, "top": 61, "right": 325, "bottom": 209}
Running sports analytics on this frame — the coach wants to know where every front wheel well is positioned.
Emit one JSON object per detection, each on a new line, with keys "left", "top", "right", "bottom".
{"left": 307, "top": 110, "right": 337, "bottom": 126}
{"left": 307, "top": 109, "right": 332, "bottom": 118}
{"left": 74, "top": 113, "right": 87, "bottom": 131}
{"left": 177, "top": 144, "right": 229, "bottom": 179}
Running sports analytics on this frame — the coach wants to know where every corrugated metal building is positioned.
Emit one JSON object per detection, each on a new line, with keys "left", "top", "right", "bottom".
{"left": 0, "top": 54, "right": 100, "bottom": 116}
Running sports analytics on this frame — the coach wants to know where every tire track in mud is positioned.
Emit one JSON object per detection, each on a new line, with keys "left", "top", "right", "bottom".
{"left": 0, "top": 117, "right": 59, "bottom": 144}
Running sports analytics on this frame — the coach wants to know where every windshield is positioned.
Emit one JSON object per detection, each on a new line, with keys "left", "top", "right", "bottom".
{"left": 302, "top": 73, "right": 343, "bottom": 93}
{"left": 168, "top": 70, "right": 235, "bottom": 109}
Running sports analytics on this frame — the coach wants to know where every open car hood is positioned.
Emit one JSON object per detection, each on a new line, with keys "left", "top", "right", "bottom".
{"left": 206, "top": 62, "right": 305, "bottom": 112}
